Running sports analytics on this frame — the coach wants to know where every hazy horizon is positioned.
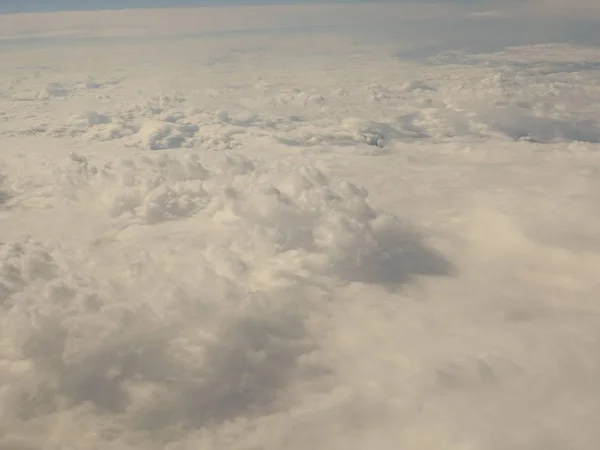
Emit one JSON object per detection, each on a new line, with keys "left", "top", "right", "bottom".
{"left": 1, "top": 0, "right": 377, "bottom": 15}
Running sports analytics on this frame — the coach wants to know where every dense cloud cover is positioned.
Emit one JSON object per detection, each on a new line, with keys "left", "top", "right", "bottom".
{"left": 1, "top": 3, "right": 600, "bottom": 449}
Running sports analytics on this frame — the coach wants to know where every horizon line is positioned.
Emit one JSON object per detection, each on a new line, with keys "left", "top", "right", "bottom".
{"left": 0, "top": 0, "right": 373, "bottom": 16}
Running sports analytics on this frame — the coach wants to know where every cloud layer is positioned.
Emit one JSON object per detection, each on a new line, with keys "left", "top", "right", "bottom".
{"left": 2, "top": 5, "right": 600, "bottom": 449}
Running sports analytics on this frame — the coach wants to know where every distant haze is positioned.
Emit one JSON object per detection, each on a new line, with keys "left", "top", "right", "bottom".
{"left": 1, "top": 0, "right": 365, "bottom": 15}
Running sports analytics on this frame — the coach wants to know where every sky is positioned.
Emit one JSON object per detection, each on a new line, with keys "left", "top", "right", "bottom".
{"left": 2, "top": 0, "right": 600, "bottom": 22}
{"left": 1, "top": 0, "right": 372, "bottom": 15}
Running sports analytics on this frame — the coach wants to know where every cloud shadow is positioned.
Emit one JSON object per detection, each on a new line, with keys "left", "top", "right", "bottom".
{"left": 329, "top": 216, "right": 455, "bottom": 288}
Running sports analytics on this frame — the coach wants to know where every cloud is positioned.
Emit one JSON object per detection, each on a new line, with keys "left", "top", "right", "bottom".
{"left": 504, "top": 0, "right": 600, "bottom": 19}
{"left": 2, "top": 9, "right": 600, "bottom": 449}
{"left": 0, "top": 2, "right": 474, "bottom": 41}
{"left": 0, "top": 153, "right": 454, "bottom": 447}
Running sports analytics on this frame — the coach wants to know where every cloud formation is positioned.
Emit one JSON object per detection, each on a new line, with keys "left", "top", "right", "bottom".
{"left": 2, "top": 4, "right": 600, "bottom": 449}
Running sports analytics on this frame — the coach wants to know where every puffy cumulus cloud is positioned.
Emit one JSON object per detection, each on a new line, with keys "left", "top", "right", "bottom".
{"left": 52, "top": 152, "right": 451, "bottom": 285}
{"left": 0, "top": 152, "right": 455, "bottom": 449}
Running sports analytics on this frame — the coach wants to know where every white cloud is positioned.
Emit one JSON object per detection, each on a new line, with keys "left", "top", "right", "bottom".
{"left": 2, "top": 7, "right": 600, "bottom": 449}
